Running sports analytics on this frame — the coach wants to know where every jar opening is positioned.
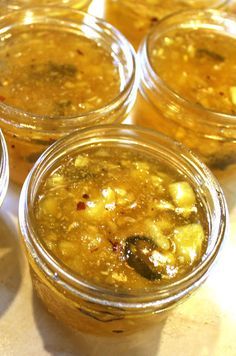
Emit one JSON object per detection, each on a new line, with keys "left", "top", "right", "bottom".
{"left": 140, "top": 9, "right": 236, "bottom": 126}
{"left": 0, "top": 7, "right": 136, "bottom": 131}
{"left": 19, "top": 124, "right": 228, "bottom": 309}
{"left": 1, "top": 0, "right": 91, "bottom": 12}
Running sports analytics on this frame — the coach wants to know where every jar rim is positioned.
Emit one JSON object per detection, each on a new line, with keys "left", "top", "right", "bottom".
{"left": 139, "top": 9, "right": 236, "bottom": 126}
{"left": 2, "top": 0, "right": 91, "bottom": 11}
{"left": 0, "top": 129, "right": 9, "bottom": 206}
{"left": 112, "top": 0, "right": 229, "bottom": 17}
{"left": 19, "top": 124, "right": 229, "bottom": 311}
{"left": 0, "top": 7, "right": 136, "bottom": 130}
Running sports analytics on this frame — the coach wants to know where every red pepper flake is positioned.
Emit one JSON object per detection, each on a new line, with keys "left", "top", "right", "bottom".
{"left": 77, "top": 49, "right": 84, "bottom": 55}
{"left": 151, "top": 17, "right": 159, "bottom": 24}
{"left": 82, "top": 193, "right": 89, "bottom": 199}
{"left": 77, "top": 201, "right": 86, "bottom": 211}
{"left": 108, "top": 239, "right": 120, "bottom": 252}
{"left": 0, "top": 95, "right": 6, "bottom": 102}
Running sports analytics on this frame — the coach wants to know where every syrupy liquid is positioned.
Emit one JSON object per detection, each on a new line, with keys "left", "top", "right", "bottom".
{"left": 34, "top": 146, "right": 207, "bottom": 293}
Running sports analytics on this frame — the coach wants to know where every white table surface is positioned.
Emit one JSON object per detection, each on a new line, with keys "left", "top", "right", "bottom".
{"left": 1, "top": 1, "right": 236, "bottom": 355}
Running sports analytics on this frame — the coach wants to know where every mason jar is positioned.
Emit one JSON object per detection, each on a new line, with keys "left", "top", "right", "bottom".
{"left": 0, "top": 7, "right": 137, "bottom": 185}
{"left": 134, "top": 10, "right": 236, "bottom": 173}
{"left": 0, "top": 0, "right": 92, "bottom": 16}
{"left": 0, "top": 129, "right": 9, "bottom": 207}
{"left": 225, "top": 0, "right": 236, "bottom": 14}
{"left": 104, "top": 0, "right": 229, "bottom": 49}
{"left": 19, "top": 124, "right": 228, "bottom": 336}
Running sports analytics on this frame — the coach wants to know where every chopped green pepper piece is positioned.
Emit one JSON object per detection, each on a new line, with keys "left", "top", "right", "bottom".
{"left": 196, "top": 48, "right": 225, "bottom": 62}
{"left": 125, "top": 236, "right": 162, "bottom": 281}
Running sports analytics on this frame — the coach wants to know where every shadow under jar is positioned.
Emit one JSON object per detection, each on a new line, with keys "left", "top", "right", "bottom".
{"left": 104, "top": 0, "right": 229, "bottom": 49}
{"left": 0, "top": 130, "right": 9, "bottom": 207}
{"left": 19, "top": 124, "right": 228, "bottom": 336}
{"left": 0, "top": 0, "right": 92, "bottom": 16}
{"left": 0, "top": 7, "right": 136, "bottom": 185}
{"left": 134, "top": 10, "right": 236, "bottom": 173}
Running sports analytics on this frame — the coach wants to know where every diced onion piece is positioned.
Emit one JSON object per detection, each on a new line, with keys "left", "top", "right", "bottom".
{"left": 150, "top": 175, "right": 163, "bottom": 186}
{"left": 114, "top": 188, "right": 127, "bottom": 197}
{"left": 94, "top": 149, "right": 109, "bottom": 157}
{"left": 173, "top": 224, "right": 205, "bottom": 264}
{"left": 74, "top": 155, "right": 89, "bottom": 167}
{"left": 150, "top": 250, "right": 175, "bottom": 267}
{"left": 59, "top": 240, "right": 78, "bottom": 257}
{"left": 46, "top": 174, "right": 64, "bottom": 187}
{"left": 39, "top": 196, "right": 58, "bottom": 216}
{"left": 169, "top": 181, "right": 196, "bottom": 211}
{"left": 230, "top": 86, "right": 236, "bottom": 106}
{"left": 102, "top": 187, "right": 116, "bottom": 211}
{"left": 145, "top": 219, "right": 171, "bottom": 250}
{"left": 154, "top": 219, "right": 174, "bottom": 232}
{"left": 117, "top": 191, "right": 135, "bottom": 205}
{"left": 164, "top": 37, "right": 174, "bottom": 46}
{"left": 154, "top": 199, "right": 175, "bottom": 211}
{"left": 112, "top": 272, "right": 127, "bottom": 283}
{"left": 102, "top": 187, "right": 116, "bottom": 203}
{"left": 46, "top": 232, "right": 58, "bottom": 242}
{"left": 84, "top": 200, "right": 107, "bottom": 220}
{"left": 134, "top": 161, "right": 150, "bottom": 172}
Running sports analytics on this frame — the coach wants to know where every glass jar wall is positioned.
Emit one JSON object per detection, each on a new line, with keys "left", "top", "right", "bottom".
{"left": 19, "top": 124, "right": 228, "bottom": 335}
{"left": 0, "top": 130, "right": 9, "bottom": 207}
{"left": 0, "top": 0, "right": 92, "bottom": 16}
{"left": 104, "top": 0, "right": 229, "bottom": 49}
{"left": 134, "top": 10, "right": 236, "bottom": 172}
{"left": 0, "top": 7, "right": 136, "bottom": 185}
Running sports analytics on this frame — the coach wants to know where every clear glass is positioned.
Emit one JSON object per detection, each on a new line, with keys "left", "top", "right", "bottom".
{"left": 0, "top": 129, "right": 9, "bottom": 207}
{"left": 0, "top": 7, "right": 137, "bottom": 185}
{"left": 225, "top": 0, "right": 236, "bottom": 14}
{"left": 19, "top": 124, "right": 228, "bottom": 336}
{"left": 104, "top": 0, "right": 229, "bottom": 49}
{"left": 0, "top": 0, "right": 91, "bottom": 16}
{"left": 134, "top": 10, "right": 236, "bottom": 173}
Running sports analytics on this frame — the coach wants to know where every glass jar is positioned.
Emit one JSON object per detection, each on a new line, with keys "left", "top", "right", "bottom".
{"left": 225, "top": 0, "right": 236, "bottom": 14}
{"left": 104, "top": 0, "right": 229, "bottom": 49}
{"left": 134, "top": 10, "right": 236, "bottom": 173}
{"left": 19, "top": 124, "right": 228, "bottom": 336}
{"left": 0, "top": 0, "right": 91, "bottom": 16}
{"left": 0, "top": 129, "right": 9, "bottom": 207}
{"left": 0, "top": 7, "right": 137, "bottom": 185}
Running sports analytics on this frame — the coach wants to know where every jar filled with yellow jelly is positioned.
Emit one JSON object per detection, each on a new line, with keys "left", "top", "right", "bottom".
{"left": 0, "top": 7, "right": 136, "bottom": 185}
{"left": 0, "top": 0, "right": 91, "bottom": 16}
{"left": 104, "top": 0, "right": 229, "bottom": 49}
{"left": 225, "top": 0, "right": 236, "bottom": 14}
{"left": 19, "top": 124, "right": 228, "bottom": 336}
{"left": 134, "top": 10, "right": 236, "bottom": 172}
{"left": 0, "top": 130, "right": 9, "bottom": 207}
